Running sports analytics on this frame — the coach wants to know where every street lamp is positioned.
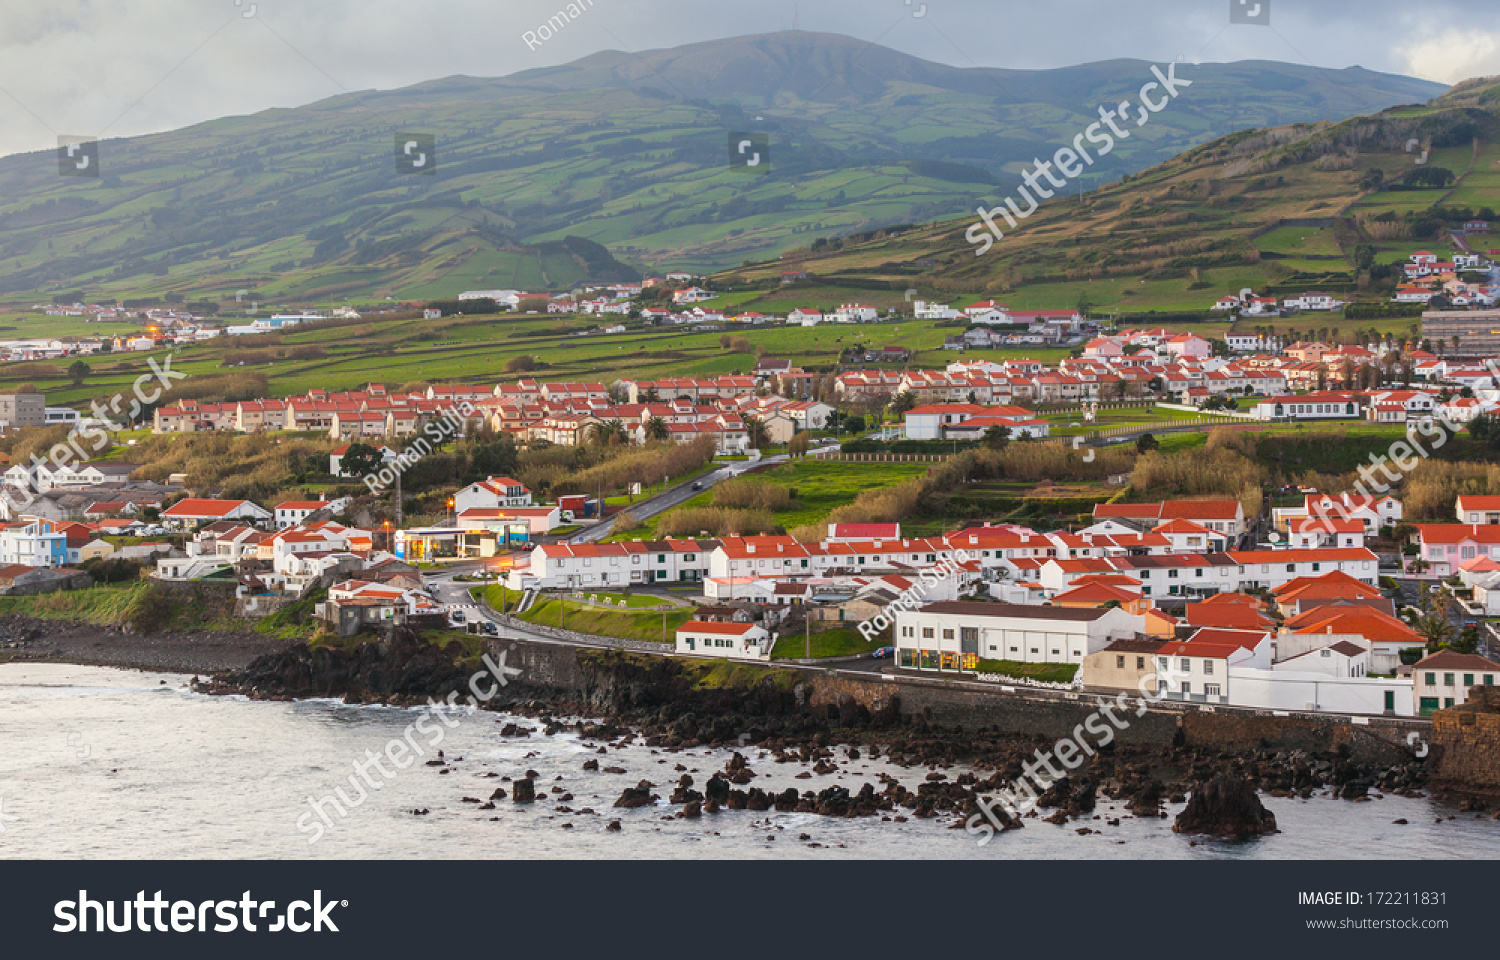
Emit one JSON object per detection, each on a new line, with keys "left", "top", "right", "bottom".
{"left": 447, "top": 497, "right": 455, "bottom": 526}
{"left": 383, "top": 519, "right": 392, "bottom": 553}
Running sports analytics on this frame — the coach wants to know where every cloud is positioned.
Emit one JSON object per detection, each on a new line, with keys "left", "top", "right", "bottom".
{"left": 0, "top": 0, "right": 1468, "bottom": 159}
{"left": 1399, "top": 28, "right": 1500, "bottom": 85}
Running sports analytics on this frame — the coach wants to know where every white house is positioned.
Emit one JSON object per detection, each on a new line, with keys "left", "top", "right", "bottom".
{"left": 273, "top": 497, "right": 350, "bottom": 529}
{"left": 831, "top": 303, "right": 879, "bottom": 323}
{"left": 893, "top": 600, "right": 1142, "bottom": 672}
{"left": 1413, "top": 650, "right": 1499, "bottom": 715}
{"left": 454, "top": 476, "right": 534, "bottom": 512}
{"left": 789, "top": 308, "right": 823, "bottom": 327}
{"left": 675, "top": 620, "right": 771, "bottom": 660}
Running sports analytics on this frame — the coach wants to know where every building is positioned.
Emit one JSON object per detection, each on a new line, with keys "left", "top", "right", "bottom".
{"left": 273, "top": 497, "right": 349, "bottom": 529}
{"left": 892, "top": 601, "right": 1143, "bottom": 672}
{"left": 0, "top": 393, "right": 45, "bottom": 430}
{"left": 675, "top": 620, "right": 771, "bottom": 660}
{"left": 1250, "top": 393, "right": 1361, "bottom": 421}
{"left": 1422, "top": 309, "right": 1500, "bottom": 355}
{"left": 1413, "top": 650, "right": 1500, "bottom": 715}
{"left": 162, "top": 498, "right": 273, "bottom": 528}
{"left": 0, "top": 518, "right": 67, "bottom": 568}
{"left": 1456, "top": 495, "right": 1500, "bottom": 525}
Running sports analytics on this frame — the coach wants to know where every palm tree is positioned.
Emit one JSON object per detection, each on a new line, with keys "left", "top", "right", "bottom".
{"left": 646, "top": 415, "right": 669, "bottom": 441}
{"left": 1417, "top": 612, "right": 1454, "bottom": 650}
{"left": 744, "top": 415, "right": 770, "bottom": 450}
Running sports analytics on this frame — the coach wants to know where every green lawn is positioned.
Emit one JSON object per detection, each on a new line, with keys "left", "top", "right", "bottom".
{"left": 771, "top": 624, "right": 886, "bottom": 659}
{"left": 973, "top": 659, "right": 1079, "bottom": 683}
{"left": 516, "top": 597, "right": 689, "bottom": 642}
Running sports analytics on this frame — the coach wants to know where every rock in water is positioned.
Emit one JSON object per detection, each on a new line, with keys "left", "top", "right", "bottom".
{"left": 511, "top": 778, "right": 537, "bottom": 804}
{"left": 1172, "top": 774, "right": 1278, "bottom": 839}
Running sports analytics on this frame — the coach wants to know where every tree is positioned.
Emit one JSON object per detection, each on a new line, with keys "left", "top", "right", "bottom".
{"left": 843, "top": 414, "right": 866, "bottom": 434}
{"left": 67, "top": 359, "right": 90, "bottom": 386}
{"left": 889, "top": 390, "right": 918, "bottom": 416}
{"left": 788, "top": 432, "right": 810, "bottom": 457}
{"left": 1417, "top": 612, "right": 1454, "bottom": 650}
{"left": 504, "top": 354, "right": 536, "bottom": 373}
{"left": 339, "top": 443, "right": 385, "bottom": 478}
{"left": 1454, "top": 625, "right": 1482, "bottom": 655}
{"left": 982, "top": 425, "right": 1011, "bottom": 450}
{"left": 645, "top": 415, "right": 670, "bottom": 441}
{"left": 744, "top": 415, "right": 770, "bottom": 450}
{"left": 1135, "top": 433, "right": 1160, "bottom": 454}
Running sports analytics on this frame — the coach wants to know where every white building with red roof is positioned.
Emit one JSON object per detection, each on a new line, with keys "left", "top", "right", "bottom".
{"left": 675, "top": 620, "right": 771, "bottom": 660}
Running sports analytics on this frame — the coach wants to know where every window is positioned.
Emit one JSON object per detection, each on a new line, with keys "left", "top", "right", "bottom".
{"left": 1426, "top": 672, "right": 1436, "bottom": 686}
{"left": 1136, "top": 656, "right": 1145, "bottom": 669}
{"left": 961, "top": 627, "right": 978, "bottom": 644}
{"left": 1488, "top": 675, "right": 1496, "bottom": 686}
{"left": 922, "top": 627, "right": 934, "bottom": 639}
{"left": 1286, "top": 564, "right": 1295, "bottom": 573}
{"left": 1445, "top": 673, "right": 1455, "bottom": 686}
{"left": 1203, "top": 660, "right": 1213, "bottom": 675}
{"left": 1116, "top": 655, "right": 1125, "bottom": 668}
{"left": 942, "top": 629, "right": 954, "bottom": 640}
{"left": 1204, "top": 684, "right": 1221, "bottom": 698}
{"left": 1465, "top": 674, "right": 1475, "bottom": 687}
{"left": 1157, "top": 657, "right": 1168, "bottom": 671}
{"left": 1180, "top": 658, "right": 1191, "bottom": 673}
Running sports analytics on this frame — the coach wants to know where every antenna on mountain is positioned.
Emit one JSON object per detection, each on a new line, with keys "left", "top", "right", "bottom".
{"left": 792, "top": 4, "right": 799, "bottom": 30}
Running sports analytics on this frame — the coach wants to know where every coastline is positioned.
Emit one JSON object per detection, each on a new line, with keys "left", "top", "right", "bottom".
{"left": 0, "top": 614, "right": 290, "bottom": 675}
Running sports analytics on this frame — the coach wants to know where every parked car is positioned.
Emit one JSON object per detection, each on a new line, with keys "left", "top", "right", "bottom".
{"left": 450, "top": 609, "right": 465, "bottom": 623}
{"left": 872, "top": 646, "right": 895, "bottom": 659}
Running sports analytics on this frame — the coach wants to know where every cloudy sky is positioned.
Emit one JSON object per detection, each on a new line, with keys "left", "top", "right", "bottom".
{"left": 0, "top": 0, "right": 1494, "bottom": 158}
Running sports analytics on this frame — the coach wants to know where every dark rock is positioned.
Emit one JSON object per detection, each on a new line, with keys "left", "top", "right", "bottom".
{"left": 1172, "top": 774, "right": 1278, "bottom": 839}
{"left": 511, "top": 778, "right": 536, "bottom": 804}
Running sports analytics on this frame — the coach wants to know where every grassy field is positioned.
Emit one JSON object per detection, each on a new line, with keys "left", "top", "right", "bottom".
{"left": 611, "top": 458, "right": 933, "bottom": 541}
{"left": 771, "top": 624, "right": 886, "bottom": 659}
{"left": 973, "top": 659, "right": 1079, "bottom": 683}
{"left": 515, "top": 596, "right": 688, "bottom": 642}
{"left": 0, "top": 582, "right": 146, "bottom": 624}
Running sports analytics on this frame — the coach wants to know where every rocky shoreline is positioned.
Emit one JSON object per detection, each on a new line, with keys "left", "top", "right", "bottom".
{"left": 197, "top": 629, "right": 1464, "bottom": 840}
{"left": 0, "top": 614, "right": 288, "bottom": 675}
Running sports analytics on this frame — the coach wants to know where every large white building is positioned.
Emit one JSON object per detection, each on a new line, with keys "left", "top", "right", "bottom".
{"left": 893, "top": 601, "right": 1142, "bottom": 672}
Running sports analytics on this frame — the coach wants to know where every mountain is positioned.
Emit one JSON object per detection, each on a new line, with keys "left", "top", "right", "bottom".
{"left": 0, "top": 31, "right": 1447, "bottom": 303}
{"left": 716, "top": 76, "right": 1500, "bottom": 315}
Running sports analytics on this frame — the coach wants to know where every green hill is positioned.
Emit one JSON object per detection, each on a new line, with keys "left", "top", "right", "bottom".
{"left": 715, "top": 74, "right": 1500, "bottom": 314}
{"left": 0, "top": 31, "right": 1444, "bottom": 304}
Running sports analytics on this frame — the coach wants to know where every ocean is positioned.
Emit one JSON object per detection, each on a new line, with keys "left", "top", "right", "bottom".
{"left": 3, "top": 663, "right": 1498, "bottom": 859}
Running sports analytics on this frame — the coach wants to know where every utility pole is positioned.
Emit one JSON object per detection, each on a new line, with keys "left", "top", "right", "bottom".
{"left": 662, "top": 608, "right": 667, "bottom": 644}
{"left": 393, "top": 469, "right": 403, "bottom": 528}
{"left": 804, "top": 612, "right": 810, "bottom": 659}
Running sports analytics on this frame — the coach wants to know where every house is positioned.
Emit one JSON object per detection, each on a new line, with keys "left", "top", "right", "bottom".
{"left": 1413, "top": 524, "right": 1500, "bottom": 578}
{"left": 1250, "top": 393, "right": 1361, "bottom": 421}
{"left": 1413, "top": 651, "right": 1500, "bottom": 715}
{"left": 1080, "top": 637, "right": 1167, "bottom": 694}
{"left": 789, "top": 308, "right": 823, "bottom": 326}
{"left": 454, "top": 476, "right": 534, "bottom": 512}
{"left": 1274, "top": 493, "right": 1401, "bottom": 536}
{"left": 273, "top": 497, "right": 350, "bottom": 529}
{"left": 675, "top": 620, "right": 771, "bottom": 660}
{"left": 892, "top": 601, "right": 1143, "bottom": 672}
{"left": 1092, "top": 500, "right": 1247, "bottom": 539}
{"left": 1457, "top": 495, "right": 1500, "bottom": 525}
{"left": 0, "top": 518, "right": 68, "bottom": 568}
{"left": 161, "top": 498, "right": 273, "bottom": 528}
{"left": 831, "top": 304, "right": 879, "bottom": 323}
{"left": 1153, "top": 627, "right": 1273, "bottom": 704}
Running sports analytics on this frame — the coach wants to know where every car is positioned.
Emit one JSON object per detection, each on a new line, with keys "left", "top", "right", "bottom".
{"left": 872, "top": 646, "right": 895, "bottom": 659}
{"left": 691, "top": 481, "right": 703, "bottom": 490}
{"left": 450, "top": 609, "right": 465, "bottom": 623}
